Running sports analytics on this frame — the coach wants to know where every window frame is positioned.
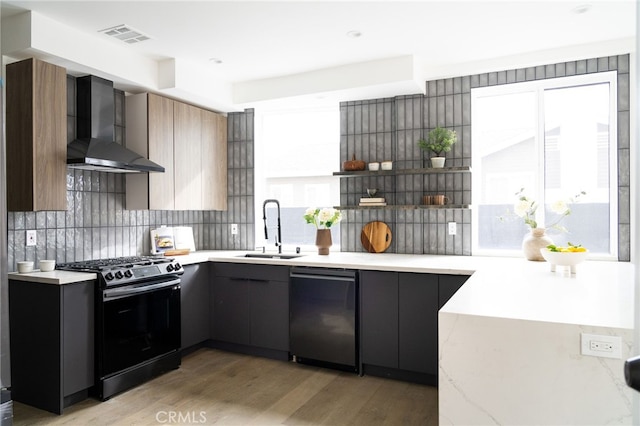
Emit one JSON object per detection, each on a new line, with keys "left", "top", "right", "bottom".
{"left": 254, "top": 104, "right": 341, "bottom": 253}
{"left": 471, "top": 71, "right": 618, "bottom": 259}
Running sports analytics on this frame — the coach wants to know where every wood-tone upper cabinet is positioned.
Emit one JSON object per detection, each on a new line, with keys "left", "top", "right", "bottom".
{"left": 174, "top": 102, "right": 203, "bottom": 210}
{"left": 148, "top": 94, "right": 176, "bottom": 210}
{"left": 201, "top": 109, "right": 228, "bottom": 210}
{"left": 6, "top": 58, "right": 67, "bottom": 211}
{"left": 126, "top": 93, "right": 227, "bottom": 211}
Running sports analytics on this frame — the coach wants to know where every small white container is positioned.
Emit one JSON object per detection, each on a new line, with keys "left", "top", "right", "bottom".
{"left": 381, "top": 161, "right": 393, "bottom": 170}
{"left": 39, "top": 259, "right": 56, "bottom": 272}
{"left": 17, "top": 261, "right": 34, "bottom": 274}
{"left": 368, "top": 162, "right": 380, "bottom": 171}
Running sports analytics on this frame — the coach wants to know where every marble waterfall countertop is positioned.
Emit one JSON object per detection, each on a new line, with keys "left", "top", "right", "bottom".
{"left": 436, "top": 257, "right": 635, "bottom": 425}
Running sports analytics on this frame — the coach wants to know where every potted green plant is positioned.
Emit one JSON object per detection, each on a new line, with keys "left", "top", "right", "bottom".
{"left": 418, "top": 127, "right": 457, "bottom": 168}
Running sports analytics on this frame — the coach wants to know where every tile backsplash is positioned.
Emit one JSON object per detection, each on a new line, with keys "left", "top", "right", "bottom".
{"left": 7, "top": 75, "right": 255, "bottom": 271}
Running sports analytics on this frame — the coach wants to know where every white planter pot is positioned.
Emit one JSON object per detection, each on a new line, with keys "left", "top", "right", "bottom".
{"left": 430, "top": 157, "right": 446, "bottom": 168}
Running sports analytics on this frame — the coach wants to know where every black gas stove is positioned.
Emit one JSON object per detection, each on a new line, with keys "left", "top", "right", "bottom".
{"left": 57, "top": 255, "right": 183, "bottom": 400}
{"left": 56, "top": 255, "right": 183, "bottom": 288}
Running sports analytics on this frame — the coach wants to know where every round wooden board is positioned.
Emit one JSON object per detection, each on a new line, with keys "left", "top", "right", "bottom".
{"left": 360, "top": 221, "right": 392, "bottom": 253}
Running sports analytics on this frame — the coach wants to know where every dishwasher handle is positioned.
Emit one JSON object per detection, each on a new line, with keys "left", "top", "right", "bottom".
{"left": 290, "top": 273, "right": 356, "bottom": 282}
{"left": 290, "top": 267, "right": 357, "bottom": 281}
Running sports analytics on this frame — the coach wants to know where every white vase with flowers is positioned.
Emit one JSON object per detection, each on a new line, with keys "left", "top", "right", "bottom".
{"left": 510, "top": 188, "right": 584, "bottom": 261}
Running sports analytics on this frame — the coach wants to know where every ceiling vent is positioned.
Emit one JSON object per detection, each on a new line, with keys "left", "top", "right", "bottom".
{"left": 99, "top": 24, "right": 151, "bottom": 44}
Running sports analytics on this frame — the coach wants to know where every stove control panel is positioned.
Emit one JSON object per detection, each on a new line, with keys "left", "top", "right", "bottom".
{"left": 100, "top": 259, "right": 183, "bottom": 286}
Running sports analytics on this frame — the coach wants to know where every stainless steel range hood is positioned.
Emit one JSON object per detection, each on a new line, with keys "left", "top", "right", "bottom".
{"left": 67, "top": 75, "right": 164, "bottom": 173}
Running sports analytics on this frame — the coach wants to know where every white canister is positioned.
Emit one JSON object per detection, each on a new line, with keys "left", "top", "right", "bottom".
{"left": 39, "top": 259, "right": 56, "bottom": 272}
{"left": 381, "top": 161, "right": 393, "bottom": 170}
{"left": 17, "top": 261, "right": 34, "bottom": 273}
{"left": 368, "top": 162, "right": 380, "bottom": 171}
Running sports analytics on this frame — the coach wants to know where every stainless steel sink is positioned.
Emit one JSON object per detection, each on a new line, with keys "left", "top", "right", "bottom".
{"left": 240, "top": 253, "right": 304, "bottom": 260}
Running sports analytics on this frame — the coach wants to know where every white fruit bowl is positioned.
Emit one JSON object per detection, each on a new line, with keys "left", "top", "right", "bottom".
{"left": 539, "top": 248, "right": 588, "bottom": 274}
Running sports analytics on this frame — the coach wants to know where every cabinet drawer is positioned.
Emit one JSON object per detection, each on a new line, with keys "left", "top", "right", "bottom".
{"left": 214, "top": 262, "right": 290, "bottom": 282}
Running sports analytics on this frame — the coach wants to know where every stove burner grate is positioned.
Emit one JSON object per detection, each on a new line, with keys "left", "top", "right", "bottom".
{"left": 56, "top": 255, "right": 171, "bottom": 272}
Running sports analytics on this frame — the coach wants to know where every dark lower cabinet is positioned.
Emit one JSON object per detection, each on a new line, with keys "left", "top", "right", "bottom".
{"left": 249, "top": 278, "right": 289, "bottom": 351}
{"left": 360, "top": 271, "right": 469, "bottom": 384}
{"left": 210, "top": 263, "right": 289, "bottom": 359}
{"left": 398, "top": 273, "right": 438, "bottom": 374}
{"left": 360, "top": 271, "right": 398, "bottom": 368}
{"left": 211, "top": 275, "right": 250, "bottom": 345}
{"left": 180, "top": 263, "right": 211, "bottom": 350}
{"left": 9, "top": 279, "right": 94, "bottom": 414}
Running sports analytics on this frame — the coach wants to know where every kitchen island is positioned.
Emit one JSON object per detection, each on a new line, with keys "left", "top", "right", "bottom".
{"left": 10, "top": 251, "right": 634, "bottom": 424}
{"left": 437, "top": 258, "right": 634, "bottom": 425}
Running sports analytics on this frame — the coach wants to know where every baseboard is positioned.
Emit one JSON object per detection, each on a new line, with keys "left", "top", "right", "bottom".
{"left": 362, "top": 364, "right": 437, "bottom": 386}
{"left": 205, "top": 340, "right": 290, "bottom": 362}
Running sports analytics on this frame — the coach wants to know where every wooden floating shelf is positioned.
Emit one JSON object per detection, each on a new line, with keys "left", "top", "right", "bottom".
{"left": 333, "top": 166, "right": 471, "bottom": 177}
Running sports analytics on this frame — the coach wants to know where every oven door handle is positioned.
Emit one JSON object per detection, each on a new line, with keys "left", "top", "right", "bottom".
{"left": 103, "top": 277, "right": 181, "bottom": 301}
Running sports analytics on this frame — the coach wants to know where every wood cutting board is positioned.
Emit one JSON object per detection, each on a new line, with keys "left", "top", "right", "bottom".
{"left": 361, "top": 221, "right": 392, "bottom": 253}
{"left": 163, "top": 249, "right": 190, "bottom": 256}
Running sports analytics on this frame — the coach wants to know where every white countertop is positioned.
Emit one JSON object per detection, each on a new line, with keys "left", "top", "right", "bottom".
{"left": 185, "top": 250, "right": 479, "bottom": 274}
{"left": 8, "top": 270, "right": 97, "bottom": 285}
{"left": 9, "top": 250, "right": 633, "bottom": 330}
{"left": 191, "top": 250, "right": 634, "bottom": 330}
{"left": 439, "top": 256, "right": 634, "bottom": 330}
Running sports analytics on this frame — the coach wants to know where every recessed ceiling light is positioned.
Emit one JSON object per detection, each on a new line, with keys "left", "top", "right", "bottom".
{"left": 209, "top": 58, "right": 223, "bottom": 65}
{"left": 98, "top": 24, "right": 151, "bottom": 44}
{"left": 346, "top": 30, "right": 362, "bottom": 39}
{"left": 572, "top": 4, "right": 592, "bottom": 14}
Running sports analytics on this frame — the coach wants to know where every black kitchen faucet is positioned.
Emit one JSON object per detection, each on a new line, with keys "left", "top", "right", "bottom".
{"left": 262, "top": 199, "right": 282, "bottom": 253}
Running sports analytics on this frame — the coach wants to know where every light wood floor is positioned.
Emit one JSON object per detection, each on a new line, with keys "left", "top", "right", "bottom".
{"left": 13, "top": 348, "right": 438, "bottom": 425}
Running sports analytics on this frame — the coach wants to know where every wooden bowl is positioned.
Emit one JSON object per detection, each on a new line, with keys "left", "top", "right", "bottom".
{"left": 343, "top": 154, "right": 366, "bottom": 171}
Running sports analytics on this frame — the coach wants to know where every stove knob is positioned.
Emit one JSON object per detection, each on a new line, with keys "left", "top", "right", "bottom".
{"left": 174, "top": 262, "right": 182, "bottom": 271}
{"left": 104, "top": 272, "right": 115, "bottom": 281}
{"left": 166, "top": 264, "right": 174, "bottom": 272}
{"left": 124, "top": 270, "right": 133, "bottom": 278}
{"left": 115, "top": 271, "right": 124, "bottom": 280}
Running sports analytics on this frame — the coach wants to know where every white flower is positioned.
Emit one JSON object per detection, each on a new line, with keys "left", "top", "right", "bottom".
{"left": 513, "top": 199, "right": 531, "bottom": 218}
{"left": 550, "top": 200, "right": 568, "bottom": 215}
{"left": 318, "top": 208, "right": 332, "bottom": 223}
{"left": 303, "top": 207, "right": 342, "bottom": 229}
{"left": 502, "top": 188, "right": 584, "bottom": 231}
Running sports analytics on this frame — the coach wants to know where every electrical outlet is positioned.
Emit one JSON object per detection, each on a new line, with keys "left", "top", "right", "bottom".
{"left": 581, "top": 333, "right": 622, "bottom": 359}
{"left": 231, "top": 223, "right": 238, "bottom": 235}
{"left": 448, "top": 222, "right": 457, "bottom": 236}
{"left": 26, "top": 230, "right": 37, "bottom": 246}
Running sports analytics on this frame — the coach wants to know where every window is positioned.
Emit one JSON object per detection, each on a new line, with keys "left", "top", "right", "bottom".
{"left": 472, "top": 71, "right": 617, "bottom": 258}
{"left": 254, "top": 105, "right": 341, "bottom": 252}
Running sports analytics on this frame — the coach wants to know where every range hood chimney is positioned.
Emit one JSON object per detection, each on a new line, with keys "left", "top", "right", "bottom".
{"left": 67, "top": 75, "right": 164, "bottom": 173}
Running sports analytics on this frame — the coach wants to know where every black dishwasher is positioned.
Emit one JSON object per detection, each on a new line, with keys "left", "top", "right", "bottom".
{"left": 289, "top": 267, "right": 358, "bottom": 373}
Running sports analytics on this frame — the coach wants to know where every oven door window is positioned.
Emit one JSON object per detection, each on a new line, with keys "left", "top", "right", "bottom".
{"left": 101, "top": 285, "right": 180, "bottom": 377}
